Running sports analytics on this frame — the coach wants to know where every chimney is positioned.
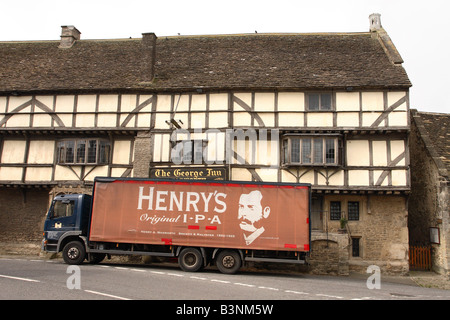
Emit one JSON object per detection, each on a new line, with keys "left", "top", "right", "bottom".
{"left": 141, "top": 32, "right": 157, "bottom": 83}
{"left": 369, "top": 13, "right": 382, "bottom": 32}
{"left": 59, "top": 25, "right": 81, "bottom": 48}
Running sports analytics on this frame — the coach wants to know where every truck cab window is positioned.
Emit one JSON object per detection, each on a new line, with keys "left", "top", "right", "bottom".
{"left": 51, "top": 200, "right": 75, "bottom": 218}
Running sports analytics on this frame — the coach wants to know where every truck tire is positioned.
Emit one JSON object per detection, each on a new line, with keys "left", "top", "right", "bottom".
{"left": 178, "top": 248, "right": 203, "bottom": 272}
{"left": 216, "top": 250, "right": 241, "bottom": 274}
{"left": 62, "top": 241, "right": 86, "bottom": 265}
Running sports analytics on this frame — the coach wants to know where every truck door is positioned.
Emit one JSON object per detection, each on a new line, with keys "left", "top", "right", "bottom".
{"left": 45, "top": 198, "right": 77, "bottom": 240}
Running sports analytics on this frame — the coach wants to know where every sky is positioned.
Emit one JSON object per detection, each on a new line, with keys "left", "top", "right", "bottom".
{"left": 1, "top": 0, "right": 449, "bottom": 114}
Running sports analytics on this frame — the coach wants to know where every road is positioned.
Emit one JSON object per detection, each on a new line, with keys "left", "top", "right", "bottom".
{"left": 1, "top": 256, "right": 449, "bottom": 302}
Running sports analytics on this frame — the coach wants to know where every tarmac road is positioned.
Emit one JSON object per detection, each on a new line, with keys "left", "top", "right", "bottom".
{"left": 1, "top": 255, "right": 449, "bottom": 302}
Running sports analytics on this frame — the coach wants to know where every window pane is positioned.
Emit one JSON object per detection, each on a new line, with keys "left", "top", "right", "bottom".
{"left": 291, "top": 138, "right": 300, "bottom": 163}
{"left": 52, "top": 200, "right": 75, "bottom": 218}
{"left": 76, "top": 140, "right": 86, "bottom": 164}
{"left": 98, "top": 141, "right": 111, "bottom": 164}
{"left": 87, "top": 140, "right": 97, "bottom": 164}
{"left": 283, "top": 139, "right": 289, "bottom": 163}
{"left": 57, "top": 142, "right": 65, "bottom": 163}
{"left": 308, "top": 94, "right": 319, "bottom": 110}
{"left": 330, "top": 201, "right": 341, "bottom": 220}
{"left": 320, "top": 93, "right": 332, "bottom": 110}
{"left": 313, "top": 139, "right": 323, "bottom": 163}
{"left": 325, "top": 139, "right": 336, "bottom": 164}
{"left": 65, "top": 141, "right": 74, "bottom": 163}
{"left": 193, "top": 140, "right": 203, "bottom": 164}
{"left": 302, "top": 138, "right": 311, "bottom": 163}
{"left": 182, "top": 140, "right": 193, "bottom": 163}
{"left": 348, "top": 201, "right": 360, "bottom": 220}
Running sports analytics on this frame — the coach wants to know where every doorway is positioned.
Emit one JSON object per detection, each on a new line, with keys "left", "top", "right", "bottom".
{"left": 311, "top": 195, "right": 323, "bottom": 231}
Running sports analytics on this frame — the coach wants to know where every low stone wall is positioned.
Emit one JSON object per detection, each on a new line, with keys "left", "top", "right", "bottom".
{"left": 309, "top": 231, "right": 349, "bottom": 276}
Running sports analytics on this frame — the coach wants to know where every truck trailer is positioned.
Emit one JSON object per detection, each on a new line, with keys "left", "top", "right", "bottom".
{"left": 42, "top": 177, "right": 310, "bottom": 274}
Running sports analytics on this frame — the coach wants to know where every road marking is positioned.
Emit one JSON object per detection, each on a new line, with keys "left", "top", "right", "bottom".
{"left": 316, "top": 293, "right": 344, "bottom": 299}
{"left": 114, "top": 267, "right": 129, "bottom": 270}
{"left": 131, "top": 268, "right": 146, "bottom": 272}
{"left": 167, "top": 273, "right": 184, "bottom": 277}
{"left": 84, "top": 290, "right": 131, "bottom": 300}
{"left": 258, "top": 286, "right": 279, "bottom": 291}
{"left": 150, "top": 271, "right": 166, "bottom": 275}
{"left": 234, "top": 282, "right": 256, "bottom": 287}
{"left": 0, "top": 274, "right": 40, "bottom": 283}
{"left": 211, "top": 279, "right": 231, "bottom": 284}
{"left": 190, "top": 276, "right": 208, "bottom": 280}
{"left": 285, "top": 290, "right": 309, "bottom": 295}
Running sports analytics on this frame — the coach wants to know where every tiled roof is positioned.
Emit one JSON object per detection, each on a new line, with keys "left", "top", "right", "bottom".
{"left": 0, "top": 32, "right": 411, "bottom": 94}
{"left": 413, "top": 111, "right": 450, "bottom": 176}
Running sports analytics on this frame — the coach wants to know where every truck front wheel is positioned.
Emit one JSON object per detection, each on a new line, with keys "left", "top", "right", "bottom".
{"left": 178, "top": 248, "right": 203, "bottom": 272}
{"left": 62, "top": 241, "right": 86, "bottom": 265}
{"left": 216, "top": 250, "right": 241, "bottom": 274}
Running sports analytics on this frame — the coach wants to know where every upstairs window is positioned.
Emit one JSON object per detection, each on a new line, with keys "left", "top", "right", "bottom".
{"left": 282, "top": 136, "right": 340, "bottom": 166}
{"left": 57, "top": 139, "right": 111, "bottom": 165}
{"left": 171, "top": 140, "right": 207, "bottom": 165}
{"left": 307, "top": 93, "right": 333, "bottom": 111}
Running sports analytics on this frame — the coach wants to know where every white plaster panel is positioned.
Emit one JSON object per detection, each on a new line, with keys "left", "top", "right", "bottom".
{"left": 337, "top": 112, "right": 359, "bottom": 127}
{"left": 361, "top": 92, "right": 384, "bottom": 111}
{"left": 307, "top": 113, "right": 333, "bottom": 127}
{"left": 336, "top": 92, "right": 359, "bottom": 111}
{"left": 98, "top": 95, "right": 119, "bottom": 112}
{"left": 209, "top": 93, "right": 229, "bottom": 111}
{"left": 277, "top": 93, "right": 304, "bottom": 111}
{"left": 25, "top": 167, "right": 52, "bottom": 181}
{"left": 372, "top": 140, "right": 387, "bottom": 166}
{"left": 0, "top": 167, "right": 22, "bottom": 180}
{"left": 347, "top": 140, "right": 370, "bottom": 166}
{"left": 55, "top": 95, "right": 75, "bottom": 112}
{"left": 27, "top": 140, "right": 54, "bottom": 164}
{"left": 278, "top": 113, "right": 304, "bottom": 127}
{"left": 254, "top": 93, "right": 275, "bottom": 111}
{"left": 208, "top": 112, "right": 228, "bottom": 128}
{"left": 191, "top": 95, "right": 207, "bottom": 111}
{"left": 1, "top": 140, "right": 26, "bottom": 163}
{"left": 113, "top": 140, "right": 131, "bottom": 165}
{"left": 348, "top": 170, "right": 370, "bottom": 186}
{"left": 77, "top": 95, "right": 96, "bottom": 113}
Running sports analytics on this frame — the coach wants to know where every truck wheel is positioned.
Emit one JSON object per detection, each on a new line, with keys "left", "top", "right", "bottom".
{"left": 216, "top": 250, "right": 241, "bottom": 274}
{"left": 178, "top": 248, "right": 203, "bottom": 272}
{"left": 62, "top": 241, "right": 86, "bottom": 265}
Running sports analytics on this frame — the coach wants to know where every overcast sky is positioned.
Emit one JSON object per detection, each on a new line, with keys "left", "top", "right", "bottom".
{"left": 1, "top": 0, "right": 448, "bottom": 114}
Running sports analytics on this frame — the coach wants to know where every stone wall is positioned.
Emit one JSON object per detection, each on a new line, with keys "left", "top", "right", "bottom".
{"left": 409, "top": 112, "right": 449, "bottom": 275}
{"left": 0, "top": 188, "right": 50, "bottom": 254}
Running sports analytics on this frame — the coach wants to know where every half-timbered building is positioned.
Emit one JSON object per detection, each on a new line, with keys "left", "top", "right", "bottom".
{"left": 0, "top": 14, "right": 412, "bottom": 274}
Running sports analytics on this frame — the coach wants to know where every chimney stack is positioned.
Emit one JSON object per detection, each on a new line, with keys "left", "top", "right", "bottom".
{"left": 369, "top": 13, "right": 382, "bottom": 32}
{"left": 141, "top": 32, "right": 157, "bottom": 83}
{"left": 59, "top": 25, "right": 81, "bottom": 48}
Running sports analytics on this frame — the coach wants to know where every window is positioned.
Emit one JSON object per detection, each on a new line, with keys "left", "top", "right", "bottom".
{"left": 282, "top": 136, "right": 339, "bottom": 166}
{"left": 351, "top": 237, "right": 360, "bottom": 257}
{"left": 307, "top": 93, "right": 332, "bottom": 111}
{"left": 57, "top": 139, "right": 111, "bottom": 165}
{"left": 348, "top": 201, "right": 360, "bottom": 221}
{"left": 330, "top": 201, "right": 341, "bottom": 220}
{"left": 51, "top": 200, "right": 75, "bottom": 218}
{"left": 171, "top": 140, "right": 207, "bottom": 164}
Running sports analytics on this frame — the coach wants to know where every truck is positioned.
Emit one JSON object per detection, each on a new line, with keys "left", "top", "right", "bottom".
{"left": 42, "top": 177, "right": 310, "bottom": 274}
